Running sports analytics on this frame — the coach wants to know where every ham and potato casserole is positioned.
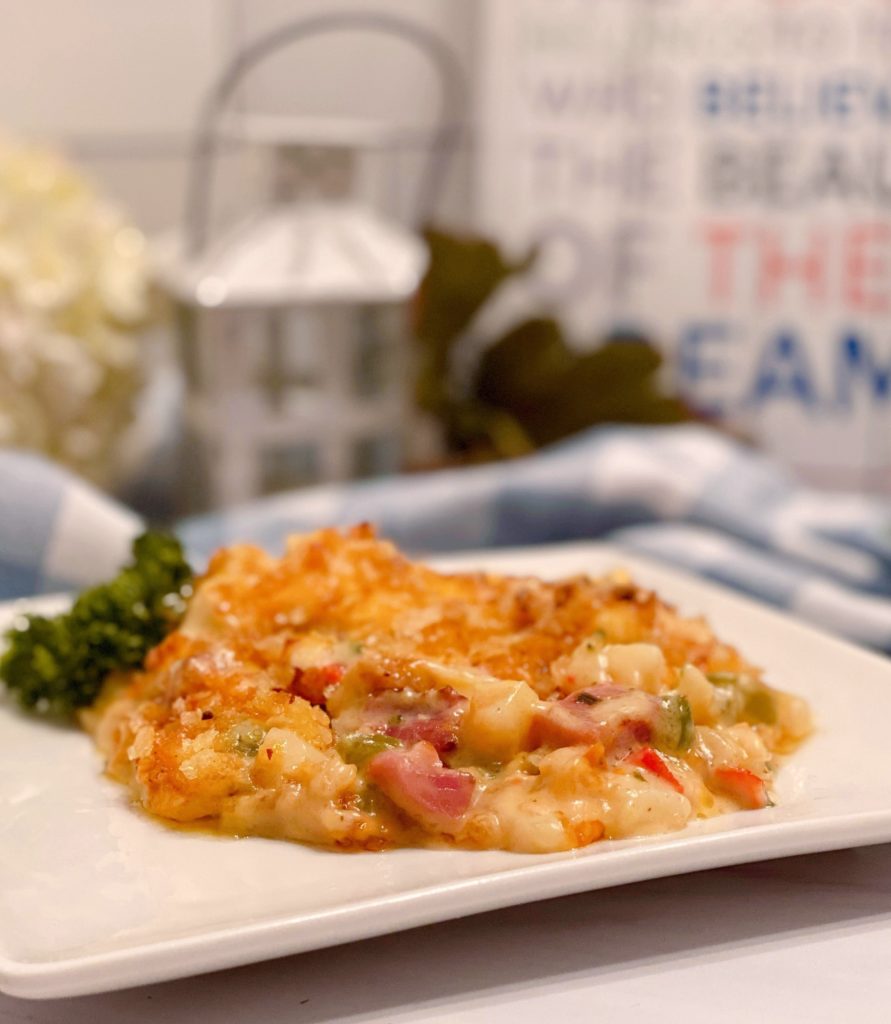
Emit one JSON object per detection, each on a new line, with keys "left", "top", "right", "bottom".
{"left": 87, "top": 526, "right": 811, "bottom": 854}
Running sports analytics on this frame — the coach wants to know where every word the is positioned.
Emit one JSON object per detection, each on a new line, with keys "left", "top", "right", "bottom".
{"left": 700, "top": 220, "right": 891, "bottom": 313}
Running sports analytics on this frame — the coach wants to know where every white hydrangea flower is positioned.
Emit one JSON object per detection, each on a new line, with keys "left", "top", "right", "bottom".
{"left": 0, "top": 137, "right": 151, "bottom": 485}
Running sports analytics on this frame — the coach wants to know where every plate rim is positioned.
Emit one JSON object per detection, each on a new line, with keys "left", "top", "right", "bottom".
{"left": 3, "top": 539, "right": 890, "bottom": 999}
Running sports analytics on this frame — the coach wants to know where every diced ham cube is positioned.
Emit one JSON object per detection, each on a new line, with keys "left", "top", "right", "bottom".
{"left": 530, "top": 701, "right": 603, "bottom": 748}
{"left": 366, "top": 741, "right": 475, "bottom": 830}
{"left": 358, "top": 686, "right": 467, "bottom": 755}
{"left": 530, "top": 685, "right": 657, "bottom": 755}
{"left": 383, "top": 688, "right": 467, "bottom": 753}
{"left": 386, "top": 714, "right": 462, "bottom": 752}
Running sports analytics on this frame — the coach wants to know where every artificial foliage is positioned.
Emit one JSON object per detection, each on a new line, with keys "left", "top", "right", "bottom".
{"left": 413, "top": 227, "right": 689, "bottom": 459}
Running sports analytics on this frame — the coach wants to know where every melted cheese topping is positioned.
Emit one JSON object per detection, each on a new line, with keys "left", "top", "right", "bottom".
{"left": 86, "top": 525, "right": 812, "bottom": 853}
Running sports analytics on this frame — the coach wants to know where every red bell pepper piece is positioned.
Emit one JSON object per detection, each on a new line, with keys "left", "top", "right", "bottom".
{"left": 627, "top": 746, "right": 684, "bottom": 794}
{"left": 289, "top": 663, "right": 345, "bottom": 705}
{"left": 712, "top": 767, "right": 769, "bottom": 809}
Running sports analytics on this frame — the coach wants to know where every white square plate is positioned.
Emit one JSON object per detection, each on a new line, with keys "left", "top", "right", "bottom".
{"left": 2, "top": 542, "right": 889, "bottom": 1000}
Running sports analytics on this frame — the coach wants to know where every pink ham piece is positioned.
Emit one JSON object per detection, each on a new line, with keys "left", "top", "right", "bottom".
{"left": 366, "top": 741, "right": 475, "bottom": 830}
{"left": 530, "top": 684, "right": 657, "bottom": 755}
{"left": 361, "top": 687, "right": 467, "bottom": 754}
{"left": 386, "top": 714, "right": 462, "bottom": 752}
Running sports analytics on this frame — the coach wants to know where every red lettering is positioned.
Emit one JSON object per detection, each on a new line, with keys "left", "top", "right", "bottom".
{"left": 756, "top": 228, "right": 828, "bottom": 305}
{"left": 843, "top": 223, "right": 891, "bottom": 314}
{"left": 698, "top": 220, "right": 891, "bottom": 313}
{"left": 701, "top": 221, "right": 744, "bottom": 303}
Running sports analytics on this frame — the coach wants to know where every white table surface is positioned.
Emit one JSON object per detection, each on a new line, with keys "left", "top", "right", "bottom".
{"left": 3, "top": 842, "right": 891, "bottom": 1023}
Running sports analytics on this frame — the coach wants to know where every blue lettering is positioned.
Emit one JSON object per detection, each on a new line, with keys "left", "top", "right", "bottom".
{"left": 677, "top": 322, "right": 730, "bottom": 416}
{"left": 835, "top": 334, "right": 891, "bottom": 407}
{"left": 876, "top": 85, "right": 891, "bottom": 122}
{"left": 747, "top": 331, "right": 817, "bottom": 408}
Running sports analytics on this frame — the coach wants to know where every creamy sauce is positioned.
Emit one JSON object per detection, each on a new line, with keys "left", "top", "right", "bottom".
{"left": 88, "top": 527, "right": 812, "bottom": 854}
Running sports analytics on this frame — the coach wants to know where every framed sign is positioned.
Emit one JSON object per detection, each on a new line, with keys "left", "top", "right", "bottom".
{"left": 476, "top": 0, "right": 891, "bottom": 490}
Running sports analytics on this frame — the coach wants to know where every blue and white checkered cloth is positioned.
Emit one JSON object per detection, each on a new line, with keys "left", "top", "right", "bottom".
{"left": 3, "top": 424, "right": 891, "bottom": 651}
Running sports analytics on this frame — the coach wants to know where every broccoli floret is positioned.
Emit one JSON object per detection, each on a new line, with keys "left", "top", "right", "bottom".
{"left": 0, "top": 531, "right": 193, "bottom": 718}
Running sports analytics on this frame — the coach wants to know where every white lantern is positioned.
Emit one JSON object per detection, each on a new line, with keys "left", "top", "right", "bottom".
{"left": 154, "top": 12, "right": 465, "bottom": 509}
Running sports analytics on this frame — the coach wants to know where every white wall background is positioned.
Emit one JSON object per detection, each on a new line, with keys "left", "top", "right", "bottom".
{"left": 0, "top": 0, "right": 476, "bottom": 232}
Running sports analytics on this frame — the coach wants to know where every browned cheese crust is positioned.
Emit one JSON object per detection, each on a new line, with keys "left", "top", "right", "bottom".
{"left": 86, "top": 525, "right": 811, "bottom": 853}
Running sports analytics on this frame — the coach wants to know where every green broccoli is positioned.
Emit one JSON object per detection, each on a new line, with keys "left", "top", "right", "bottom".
{"left": 0, "top": 531, "right": 193, "bottom": 718}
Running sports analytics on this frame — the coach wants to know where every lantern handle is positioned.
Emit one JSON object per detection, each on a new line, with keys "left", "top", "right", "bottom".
{"left": 183, "top": 9, "right": 468, "bottom": 257}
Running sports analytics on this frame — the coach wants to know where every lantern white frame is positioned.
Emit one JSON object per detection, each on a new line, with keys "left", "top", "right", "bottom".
{"left": 178, "top": 302, "right": 410, "bottom": 507}
{"left": 159, "top": 11, "right": 467, "bottom": 509}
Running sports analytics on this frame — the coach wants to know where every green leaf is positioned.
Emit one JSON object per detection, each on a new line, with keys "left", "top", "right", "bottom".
{"left": 448, "top": 403, "right": 536, "bottom": 460}
{"left": 415, "top": 227, "right": 537, "bottom": 347}
{"left": 413, "top": 226, "right": 536, "bottom": 414}
{"left": 476, "top": 334, "right": 688, "bottom": 448}
{"left": 410, "top": 227, "right": 690, "bottom": 458}
{"left": 475, "top": 317, "right": 574, "bottom": 411}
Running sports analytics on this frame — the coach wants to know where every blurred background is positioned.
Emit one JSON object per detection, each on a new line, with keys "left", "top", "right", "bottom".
{"left": 2, "top": 0, "right": 889, "bottom": 520}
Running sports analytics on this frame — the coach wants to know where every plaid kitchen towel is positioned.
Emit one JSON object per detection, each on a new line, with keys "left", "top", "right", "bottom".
{"left": 3, "top": 424, "right": 891, "bottom": 651}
